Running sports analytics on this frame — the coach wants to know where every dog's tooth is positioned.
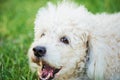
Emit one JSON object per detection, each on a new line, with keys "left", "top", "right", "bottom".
{"left": 45, "top": 73, "right": 51, "bottom": 80}
{"left": 40, "top": 77, "right": 46, "bottom": 80}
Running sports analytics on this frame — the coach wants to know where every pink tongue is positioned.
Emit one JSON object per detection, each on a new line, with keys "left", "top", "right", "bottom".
{"left": 41, "top": 66, "right": 54, "bottom": 78}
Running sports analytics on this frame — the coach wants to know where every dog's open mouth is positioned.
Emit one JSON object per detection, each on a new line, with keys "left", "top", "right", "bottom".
{"left": 38, "top": 61, "right": 62, "bottom": 80}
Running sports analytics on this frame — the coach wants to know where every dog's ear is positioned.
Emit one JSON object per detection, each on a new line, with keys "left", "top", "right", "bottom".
{"left": 84, "top": 32, "right": 90, "bottom": 54}
{"left": 81, "top": 31, "right": 90, "bottom": 62}
{"left": 80, "top": 31, "right": 90, "bottom": 51}
{"left": 75, "top": 31, "right": 90, "bottom": 76}
{"left": 87, "top": 34, "right": 106, "bottom": 80}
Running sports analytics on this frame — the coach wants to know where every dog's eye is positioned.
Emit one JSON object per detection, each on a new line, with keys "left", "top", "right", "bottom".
{"left": 60, "top": 36, "right": 69, "bottom": 44}
{"left": 41, "top": 33, "right": 45, "bottom": 37}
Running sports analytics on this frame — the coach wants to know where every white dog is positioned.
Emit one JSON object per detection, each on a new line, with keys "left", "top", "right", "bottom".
{"left": 28, "top": 2, "right": 120, "bottom": 80}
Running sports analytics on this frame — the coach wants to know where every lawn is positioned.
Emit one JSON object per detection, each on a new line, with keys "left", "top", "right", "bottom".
{"left": 0, "top": 0, "right": 120, "bottom": 80}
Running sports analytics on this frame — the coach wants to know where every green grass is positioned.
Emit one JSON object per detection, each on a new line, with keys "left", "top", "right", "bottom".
{"left": 0, "top": 0, "right": 120, "bottom": 80}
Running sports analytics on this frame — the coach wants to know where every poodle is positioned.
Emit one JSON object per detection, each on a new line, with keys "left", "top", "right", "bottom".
{"left": 28, "top": 2, "right": 120, "bottom": 80}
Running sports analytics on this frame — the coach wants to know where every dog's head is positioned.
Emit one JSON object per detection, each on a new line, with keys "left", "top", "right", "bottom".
{"left": 28, "top": 2, "right": 91, "bottom": 80}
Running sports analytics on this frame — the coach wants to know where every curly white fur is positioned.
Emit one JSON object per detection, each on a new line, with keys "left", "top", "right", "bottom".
{"left": 28, "top": 2, "right": 120, "bottom": 80}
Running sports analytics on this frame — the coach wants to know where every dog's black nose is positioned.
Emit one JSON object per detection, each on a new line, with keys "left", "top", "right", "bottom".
{"left": 33, "top": 46, "right": 46, "bottom": 57}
